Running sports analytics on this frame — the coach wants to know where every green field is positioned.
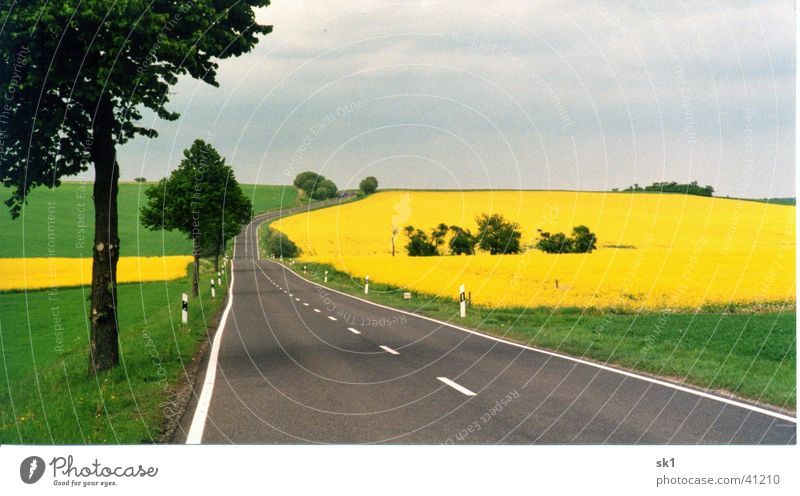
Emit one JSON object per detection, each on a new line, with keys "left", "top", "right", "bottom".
{"left": 285, "top": 260, "right": 796, "bottom": 410}
{"left": 0, "top": 182, "right": 301, "bottom": 258}
{"left": 0, "top": 260, "right": 226, "bottom": 443}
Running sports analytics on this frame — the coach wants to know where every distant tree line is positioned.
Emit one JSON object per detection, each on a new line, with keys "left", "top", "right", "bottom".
{"left": 617, "top": 181, "right": 713, "bottom": 197}
{"left": 403, "top": 213, "right": 597, "bottom": 256}
{"left": 293, "top": 171, "right": 380, "bottom": 199}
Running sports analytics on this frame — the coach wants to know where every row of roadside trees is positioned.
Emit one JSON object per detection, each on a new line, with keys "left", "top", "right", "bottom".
{"left": 403, "top": 213, "right": 597, "bottom": 256}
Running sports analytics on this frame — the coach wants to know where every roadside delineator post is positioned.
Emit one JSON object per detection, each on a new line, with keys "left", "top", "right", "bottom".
{"left": 217, "top": 272, "right": 222, "bottom": 286}
{"left": 459, "top": 285, "right": 466, "bottom": 318}
{"left": 181, "top": 293, "right": 188, "bottom": 324}
{"left": 365, "top": 275, "right": 370, "bottom": 295}
{"left": 210, "top": 279, "right": 216, "bottom": 298}
{"left": 324, "top": 270, "right": 328, "bottom": 283}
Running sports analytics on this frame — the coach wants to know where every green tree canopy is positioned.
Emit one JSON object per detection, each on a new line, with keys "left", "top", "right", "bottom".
{"left": 0, "top": 0, "right": 272, "bottom": 373}
{"left": 448, "top": 225, "right": 477, "bottom": 255}
{"left": 536, "top": 225, "right": 597, "bottom": 254}
{"left": 293, "top": 171, "right": 338, "bottom": 200}
{"left": 475, "top": 213, "right": 522, "bottom": 255}
{"left": 359, "top": 176, "right": 379, "bottom": 195}
{"left": 141, "top": 140, "right": 251, "bottom": 295}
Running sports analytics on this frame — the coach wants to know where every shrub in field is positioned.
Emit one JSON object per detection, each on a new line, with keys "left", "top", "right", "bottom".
{"left": 475, "top": 213, "right": 522, "bottom": 254}
{"left": 448, "top": 225, "right": 477, "bottom": 255}
{"left": 263, "top": 228, "right": 301, "bottom": 258}
{"left": 536, "top": 225, "right": 597, "bottom": 254}
{"left": 404, "top": 226, "right": 439, "bottom": 256}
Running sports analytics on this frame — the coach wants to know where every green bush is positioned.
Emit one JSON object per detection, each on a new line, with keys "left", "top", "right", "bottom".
{"left": 536, "top": 225, "right": 597, "bottom": 254}
{"left": 475, "top": 213, "right": 522, "bottom": 254}
{"left": 263, "top": 228, "right": 300, "bottom": 258}
{"left": 293, "top": 171, "right": 338, "bottom": 199}
{"left": 359, "top": 176, "right": 378, "bottom": 195}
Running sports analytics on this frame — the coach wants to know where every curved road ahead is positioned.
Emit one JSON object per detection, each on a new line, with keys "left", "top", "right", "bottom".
{"left": 174, "top": 207, "right": 796, "bottom": 444}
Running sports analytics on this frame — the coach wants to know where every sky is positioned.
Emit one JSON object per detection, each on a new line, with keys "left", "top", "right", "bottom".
{"left": 115, "top": 0, "right": 795, "bottom": 198}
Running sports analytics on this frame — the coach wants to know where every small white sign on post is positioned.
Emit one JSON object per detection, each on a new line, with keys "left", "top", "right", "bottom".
{"left": 365, "top": 275, "right": 370, "bottom": 295}
{"left": 459, "top": 284, "right": 466, "bottom": 318}
{"left": 324, "top": 270, "right": 328, "bottom": 283}
{"left": 210, "top": 279, "right": 216, "bottom": 298}
{"left": 181, "top": 293, "right": 188, "bottom": 324}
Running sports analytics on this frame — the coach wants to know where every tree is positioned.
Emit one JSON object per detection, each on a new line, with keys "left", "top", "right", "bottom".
{"left": 141, "top": 140, "right": 252, "bottom": 296}
{"left": 570, "top": 225, "right": 597, "bottom": 253}
{"left": 475, "top": 213, "right": 522, "bottom": 255}
{"left": 134, "top": 177, "right": 147, "bottom": 183}
{"left": 0, "top": 1, "right": 272, "bottom": 374}
{"left": 293, "top": 171, "right": 338, "bottom": 200}
{"left": 312, "top": 178, "right": 338, "bottom": 200}
{"left": 535, "top": 226, "right": 598, "bottom": 254}
{"left": 535, "top": 230, "right": 573, "bottom": 254}
{"left": 390, "top": 225, "right": 400, "bottom": 256}
{"left": 262, "top": 228, "right": 300, "bottom": 258}
{"left": 431, "top": 223, "right": 449, "bottom": 252}
{"left": 448, "top": 225, "right": 477, "bottom": 255}
{"left": 359, "top": 176, "right": 379, "bottom": 195}
{"left": 404, "top": 225, "right": 438, "bottom": 256}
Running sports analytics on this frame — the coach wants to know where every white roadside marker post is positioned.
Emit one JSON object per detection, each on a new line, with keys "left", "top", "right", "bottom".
{"left": 210, "top": 279, "right": 216, "bottom": 298}
{"left": 217, "top": 272, "right": 222, "bottom": 286}
{"left": 459, "top": 284, "right": 466, "bottom": 318}
{"left": 324, "top": 270, "right": 328, "bottom": 283}
{"left": 365, "top": 275, "right": 370, "bottom": 294}
{"left": 181, "top": 293, "right": 188, "bottom": 324}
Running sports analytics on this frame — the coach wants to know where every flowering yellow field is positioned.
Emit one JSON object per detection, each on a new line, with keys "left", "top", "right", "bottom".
{"left": 273, "top": 191, "right": 795, "bottom": 310}
{"left": 0, "top": 256, "right": 194, "bottom": 291}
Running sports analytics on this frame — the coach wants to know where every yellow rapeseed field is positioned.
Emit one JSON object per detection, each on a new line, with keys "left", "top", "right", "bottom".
{"left": 0, "top": 256, "right": 194, "bottom": 291}
{"left": 273, "top": 191, "right": 795, "bottom": 310}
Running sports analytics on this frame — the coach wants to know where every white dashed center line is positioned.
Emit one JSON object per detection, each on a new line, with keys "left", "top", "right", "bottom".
{"left": 379, "top": 345, "right": 399, "bottom": 355}
{"left": 347, "top": 327, "right": 361, "bottom": 335}
{"left": 303, "top": 303, "right": 309, "bottom": 306}
{"left": 437, "top": 377, "right": 476, "bottom": 396}
{"left": 313, "top": 308, "right": 321, "bottom": 313}
{"left": 327, "top": 316, "right": 337, "bottom": 321}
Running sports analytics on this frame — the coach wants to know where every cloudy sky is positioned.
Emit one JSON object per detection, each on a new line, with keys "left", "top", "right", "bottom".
{"left": 117, "top": 0, "right": 795, "bottom": 198}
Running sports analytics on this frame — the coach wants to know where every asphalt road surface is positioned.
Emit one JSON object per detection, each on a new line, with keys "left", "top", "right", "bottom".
{"left": 174, "top": 207, "right": 797, "bottom": 445}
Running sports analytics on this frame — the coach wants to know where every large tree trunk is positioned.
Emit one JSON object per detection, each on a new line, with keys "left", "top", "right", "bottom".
{"left": 192, "top": 251, "right": 200, "bottom": 297}
{"left": 89, "top": 96, "right": 120, "bottom": 375}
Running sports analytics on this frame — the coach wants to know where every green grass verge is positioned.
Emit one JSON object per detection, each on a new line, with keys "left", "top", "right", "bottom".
{"left": 0, "top": 260, "right": 227, "bottom": 443}
{"left": 0, "top": 182, "right": 302, "bottom": 258}
{"left": 279, "top": 260, "right": 796, "bottom": 410}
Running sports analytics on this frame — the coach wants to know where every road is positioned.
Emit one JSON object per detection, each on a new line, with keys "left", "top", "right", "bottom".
{"left": 173, "top": 207, "right": 797, "bottom": 445}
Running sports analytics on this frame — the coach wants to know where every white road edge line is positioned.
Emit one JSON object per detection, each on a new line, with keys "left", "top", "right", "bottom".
{"left": 437, "top": 377, "right": 476, "bottom": 396}
{"left": 265, "top": 258, "right": 797, "bottom": 424}
{"left": 380, "top": 345, "right": 399, "bottom": 355}
{"left": 347, "top": 327, "right": 361, "bottom": 335}
{"left": 186, "top": 236, "right": 238, "bottom": 444}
